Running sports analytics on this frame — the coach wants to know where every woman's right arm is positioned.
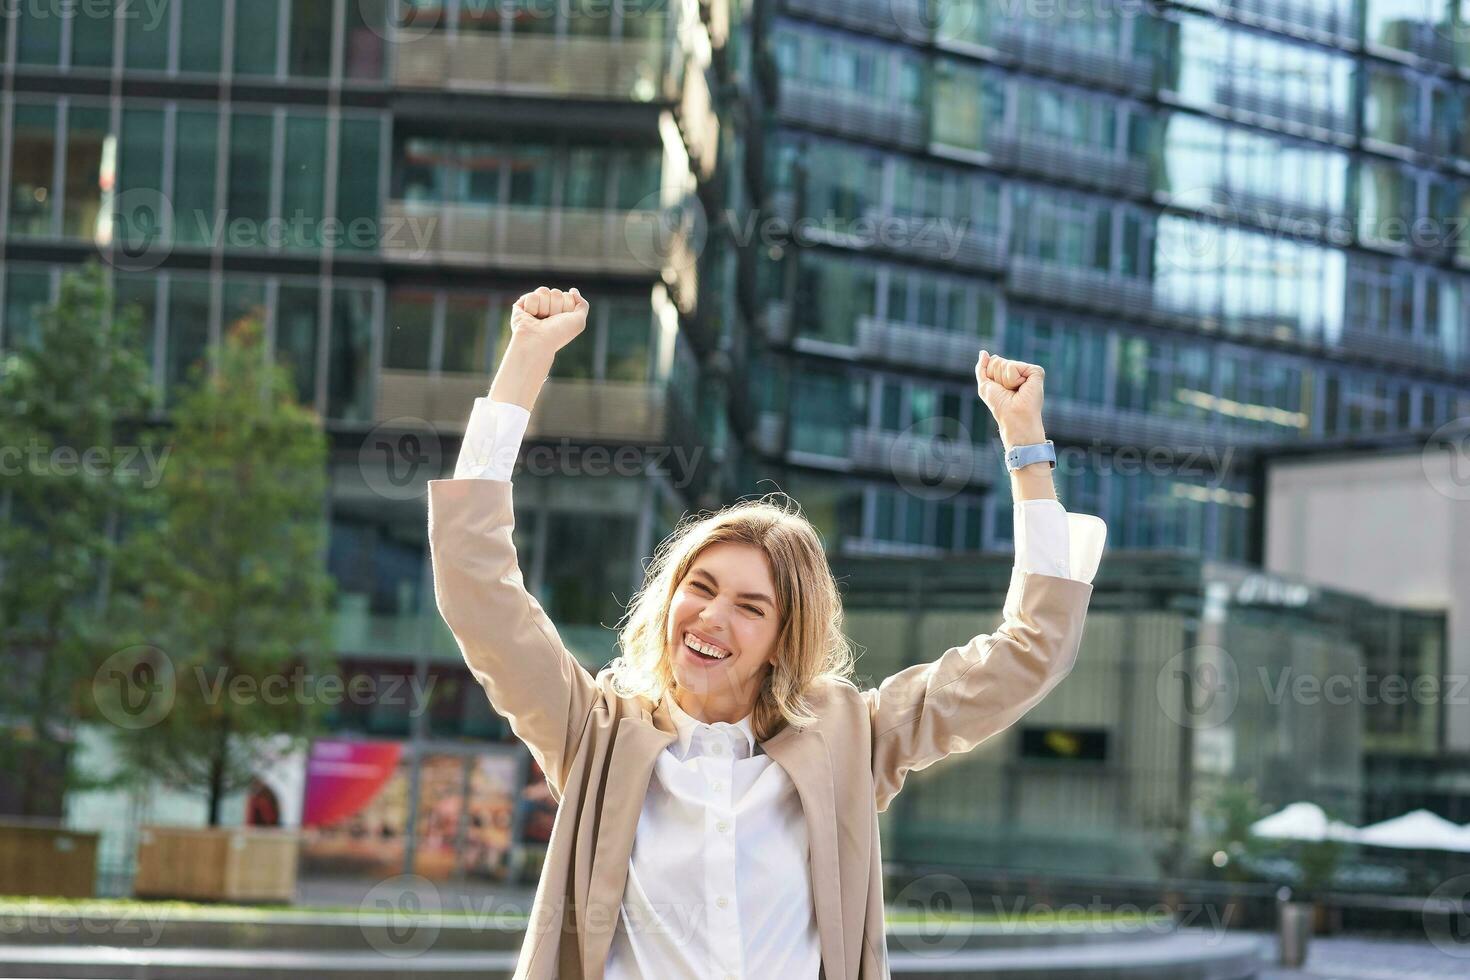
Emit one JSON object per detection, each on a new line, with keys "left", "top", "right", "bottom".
{"left": 427, "top": 287, "right": 595, "bottom": 803}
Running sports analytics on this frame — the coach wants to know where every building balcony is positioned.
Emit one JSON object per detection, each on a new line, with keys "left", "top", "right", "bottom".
{"left": 781, "top": 0, "right": 925, "bottom": 41}
{"left": 380, "top": 200, "right": 680, "bottom": 276}
{"left": 1339, "top": 324, "right": 1468, "bottom": 375}
{"left": 1211, "top": 82, "right": 1352, "bottom": 138}
{"left": 1210, "top": 186, "right": 1344, "bottom": 236}
{"left": 391, "top": 31, "right": 679, "bottom": 102}
{"left": 1043, "top": 400, "right": 1293, "bottom": 453}
{"left": 855, "top": 316, "right": 990, "bottom": 376}
{"left": 986, "top": 135, "right": 1152, "bottom": 199}
{"left": 1006, "top": 256, "right": 1162, "bottom": 322}
{"left": 848, "top": 426, "right": 997, "bottom": 489}
{"left": 1374, "top": 19, "right": 1457, "bottom": 66}
{"left": 764, "top": 192, "right": 1005, "bottom": 272}
{"left": 375, "top": 373, "right": 701, "bottom": 452}
{"left": 787, "top": 426, "right": 997, "bottom": 488}
{"left": 774, "top": 81, "right": 927, "bottom": 150}
{"left": 1199, "top": 0, "right": 1357, "bottom": 45}
{"left": 987, "top": 22, "right": 1155, "bottom": 94}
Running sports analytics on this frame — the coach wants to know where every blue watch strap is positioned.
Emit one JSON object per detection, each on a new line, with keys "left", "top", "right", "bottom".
{"left": 1004, "top": 439, "right": 1056, "bottom": 471}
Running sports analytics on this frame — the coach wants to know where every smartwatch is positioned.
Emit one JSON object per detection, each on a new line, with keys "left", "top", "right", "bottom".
{"left": 1003, "top": 439, "right": 1056, "bottom": 471}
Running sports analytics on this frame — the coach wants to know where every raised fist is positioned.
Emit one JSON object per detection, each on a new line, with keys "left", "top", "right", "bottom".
{"left": 975, "top": 349, "right": 1046, "bottom": 448}
{"left": 510, "top": 286, "right": 589, "bottom": 354}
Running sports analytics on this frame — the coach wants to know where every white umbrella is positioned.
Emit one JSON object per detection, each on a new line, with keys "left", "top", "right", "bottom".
{"left": 1356, "top": 809, "right": 1470, "bottom": 853}
{"left": 1250, "top": 802, "right": 1358, "bottom": 843}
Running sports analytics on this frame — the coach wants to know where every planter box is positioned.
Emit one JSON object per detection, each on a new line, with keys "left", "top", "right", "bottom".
{"left": 0, "top": 820, "right": 98, "bottom": 897}
{"left": 133, "top": 826, "right": 300, "bottom": 902}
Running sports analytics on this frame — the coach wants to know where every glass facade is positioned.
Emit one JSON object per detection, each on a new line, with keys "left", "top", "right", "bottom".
{"left": 759, "top": 0, "right": 1470, "bottom": 562}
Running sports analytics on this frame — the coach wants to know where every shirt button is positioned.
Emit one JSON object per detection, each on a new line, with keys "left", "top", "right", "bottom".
{"left": 709, "top": 742, "right": 725, "bottom": 756}
{"left": 716, "top": 895, "right": 729, "bottom": 908}
{"left": 716, "top": 820, "right": 728, "bottom": 833}
{"left": 711, "top": 780, "right": 723, "bottom": 792}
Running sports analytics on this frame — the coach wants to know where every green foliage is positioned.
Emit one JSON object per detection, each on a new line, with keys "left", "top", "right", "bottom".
{"left": 0, "top": 262, "right": 156, "bottom": 815}
{"left": 108, "top": 308, "right": 335, "bottom": 825}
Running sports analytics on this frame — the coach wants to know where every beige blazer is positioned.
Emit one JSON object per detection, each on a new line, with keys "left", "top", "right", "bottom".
{"left": 427, "top": 477, "right": 1096, "bottom": 979}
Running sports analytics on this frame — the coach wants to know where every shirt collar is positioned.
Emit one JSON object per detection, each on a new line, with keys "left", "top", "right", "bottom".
{"left": 667, "top": 694, "right": 757, "bottom": 760}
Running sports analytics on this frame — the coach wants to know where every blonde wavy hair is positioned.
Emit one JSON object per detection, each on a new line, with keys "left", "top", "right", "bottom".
{"left": 608, "top": 492, "right": 857, "bottom": 742}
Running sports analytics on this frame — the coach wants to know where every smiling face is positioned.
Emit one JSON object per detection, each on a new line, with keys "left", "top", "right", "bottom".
{"left": 666, "top": 540, "right": 783, "bottom": 723}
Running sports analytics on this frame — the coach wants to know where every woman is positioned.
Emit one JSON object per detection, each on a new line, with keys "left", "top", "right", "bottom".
{"left": 428, "top": 286, "right": 1106, "bottom": 979}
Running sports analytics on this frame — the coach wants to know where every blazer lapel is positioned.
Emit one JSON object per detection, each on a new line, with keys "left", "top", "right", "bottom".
{"left": 583, "top": 706, "right": 677, "bottom": 976}
{"left": 760, "top": 724, "right": 845, "bottom": 980}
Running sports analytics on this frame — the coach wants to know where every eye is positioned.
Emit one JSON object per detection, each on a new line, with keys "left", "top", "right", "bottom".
{"left": 691, "top": 581, "right": 714, "bottom": 595}
{"left": 742, "top": 604, "right": 764, "bottom": 616}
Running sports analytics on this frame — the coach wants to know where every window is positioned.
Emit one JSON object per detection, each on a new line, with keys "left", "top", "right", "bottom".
{"left": 16, "top": 3, "right": 62, "bottom": 65}
{"left": 387, "top": 292, "right": 434, "bottom": 371}
{"left": 222, "top": 280, "right": 266, "bottom": 342}
{"left": 288, "top": 1, "right": 333, "bottom": 77}
{"left": 72, "top": 0, "right": 117, "bottom": 68}
{"left": 282, "top": 114, "right": 327, "bottom": 250}
{"left": 337, "top": 117, "right": 383, "bottom": 251}
{"left": 604, "top": 303, "right": 652, "bottom": 383}
{"left": 3, "top": 267, "right": 53, "bottom": 350}
{"left": 175, "top": 109, "right": 220, "bottom": 247}
{"left": 234, "top": 0, "right": 280, "bottom": 75}
{"left": 166, "top": 277, "right": 214, "bottom": 404}
{"left": 113, "top": 274, "right": 160, "bottom": 368}
{"left": 227, "top": 113, "right": 275, "bottom": 240}
{"left": 9, "top": 105, "right": 58, "bottom": 237}
{"left": 329, "top": 286, "right": 376, "bottom": 422}
{"left": 181, "top": 0, "right": 225, "bottom": 73}
{"left": 125, "top": 0, "right": 171, "bottom": 70}
{"left": 442, "top": 296, "right": 491, "bottom": 374}
{"left": 343, "top": 0, "right": 387, "bottom": 78}
{"left": 62, "top": 107, "right": 111, "bottom": 239}
{"left": 277, "top": 284, "right": 321, "bottom": 408}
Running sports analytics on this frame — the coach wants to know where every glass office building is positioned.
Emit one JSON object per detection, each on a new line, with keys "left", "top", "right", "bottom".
{"left": 754, "top": 0, "right": 1470, "bottom": 564}
{"left": 833, "top": 548, "right": 1447, "bottom": 877}
{"left": 0, "top": 0, "right": 733, "bottom": 679}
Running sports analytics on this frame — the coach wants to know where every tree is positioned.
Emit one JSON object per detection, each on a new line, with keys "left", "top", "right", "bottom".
{"left": 0, "top": 262, "right": 155, "bottom": 817}
{"left": 108, "top": 311, "right": 334, "bottom": 826}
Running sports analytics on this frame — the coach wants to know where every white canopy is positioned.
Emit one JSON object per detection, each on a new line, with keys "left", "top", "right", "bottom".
{"left": 1250, "top": 802, "right": 1358, "bottom": 843}
{"left": 1355, "top": 809, "right": 1470, "bottom": 853}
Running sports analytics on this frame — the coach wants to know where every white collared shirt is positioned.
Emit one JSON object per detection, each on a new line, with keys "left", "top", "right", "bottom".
{"left": 603, "top": 696, "right": 818, "bottom": 980}
{"left": 454, "top": 397, "right": 1108, "bottom": 977}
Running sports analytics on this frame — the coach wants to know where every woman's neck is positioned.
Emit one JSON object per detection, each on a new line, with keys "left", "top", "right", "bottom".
{"left": 674, "top": 688, "right": 753, "bottom": 725}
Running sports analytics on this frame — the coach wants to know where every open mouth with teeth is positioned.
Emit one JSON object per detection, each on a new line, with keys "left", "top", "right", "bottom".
{"left": 682, "top": 631, "right": 733, "bottom": 664}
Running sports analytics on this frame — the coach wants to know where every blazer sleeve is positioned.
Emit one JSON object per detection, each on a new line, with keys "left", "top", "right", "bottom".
{"left": 427, "top": 477, "right": 600, "bottom": 804}
{"left": 861, "top": 570, "right": 1094, "bottom": 813}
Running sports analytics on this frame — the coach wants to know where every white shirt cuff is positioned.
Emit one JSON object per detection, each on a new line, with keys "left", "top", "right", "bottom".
{"left": 1013, "top": 499, "right": 1107, "bottom": 585}
{"left": 454, "top": 398, "right": 531, "bottom": 481}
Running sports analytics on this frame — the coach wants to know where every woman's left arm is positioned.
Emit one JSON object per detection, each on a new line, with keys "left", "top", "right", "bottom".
{"left": 863, "top": 348, "right": 1107, "bottom": 812}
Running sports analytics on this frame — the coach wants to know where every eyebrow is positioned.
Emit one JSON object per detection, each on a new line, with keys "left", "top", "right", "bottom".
{"left": 689, "top": 567, "right": 775, "bottom": 607}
